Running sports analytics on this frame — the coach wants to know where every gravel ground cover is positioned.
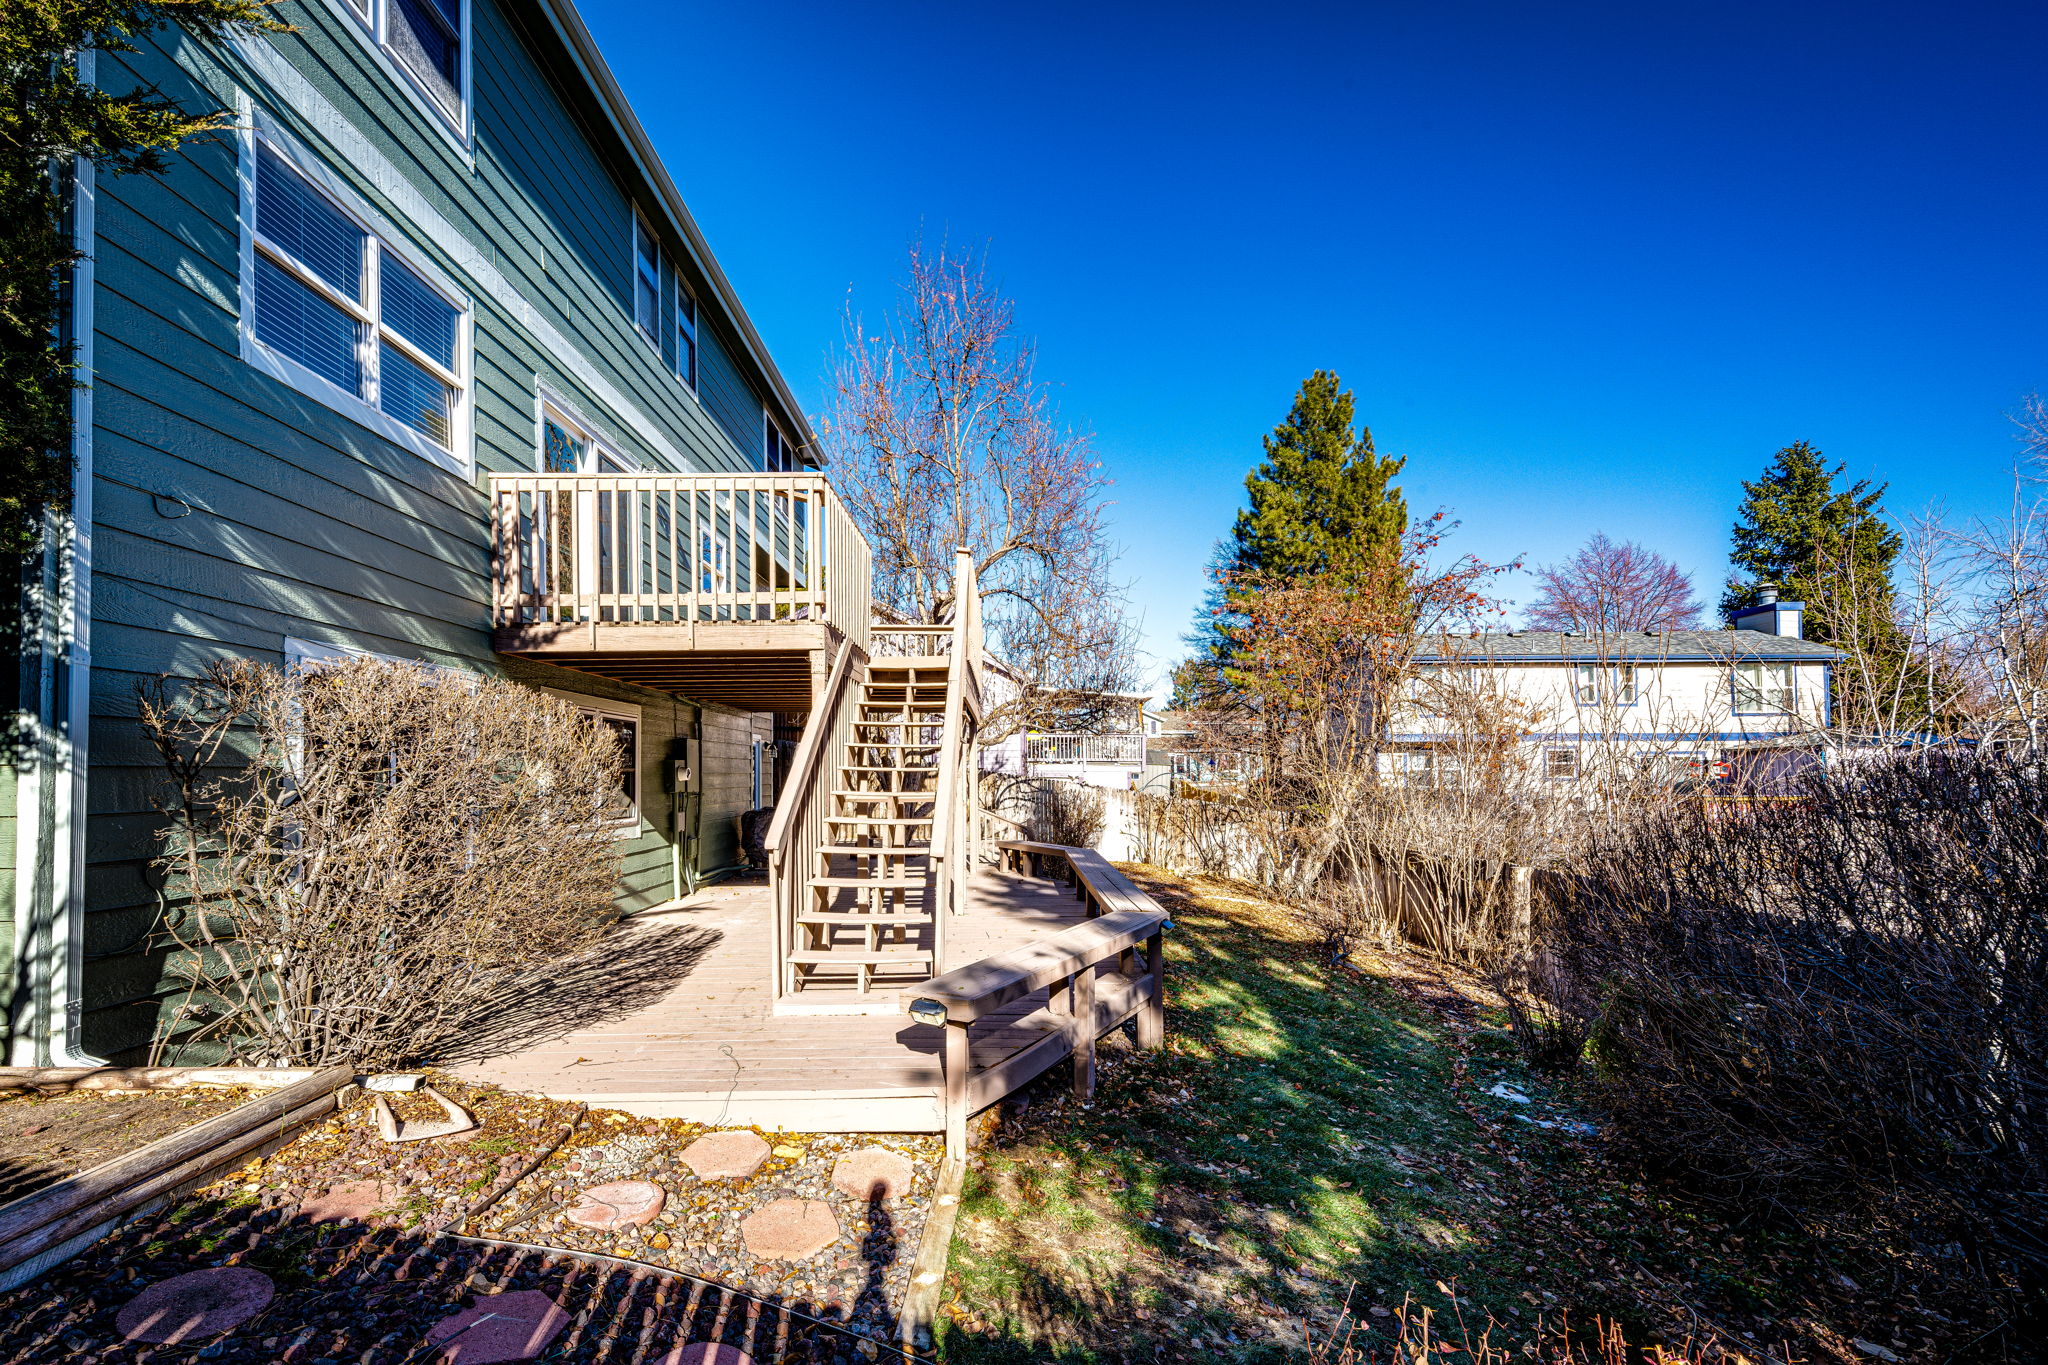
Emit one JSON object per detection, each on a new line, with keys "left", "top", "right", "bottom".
{"left": 0, "top": 1074, "right": 941, "bottom": 1362}
{"left": 0, "top": 1086, "right": 250, "bottom": 1205}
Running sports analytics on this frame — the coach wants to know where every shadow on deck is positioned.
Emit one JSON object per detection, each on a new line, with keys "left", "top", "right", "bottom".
{"left": 443, "top": 868, "right": 1094, "bottom": 1133}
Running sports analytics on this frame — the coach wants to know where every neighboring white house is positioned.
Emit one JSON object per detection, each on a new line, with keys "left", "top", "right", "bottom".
{"left": 1389, "top": 594, "right": 1838, "bottom": 791}
{"left": 980, "top": 693, "right": 1155, "bottom": 791}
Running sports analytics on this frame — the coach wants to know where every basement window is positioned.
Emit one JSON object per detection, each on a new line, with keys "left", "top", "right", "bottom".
{"left": 1544, "top": 747, "right": 1580, "bottom": 781}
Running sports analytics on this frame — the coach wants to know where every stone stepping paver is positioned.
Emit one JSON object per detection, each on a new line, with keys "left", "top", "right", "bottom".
{"left": 297, "top": 1179, "right": 397, "bottom": 1224}
{"left": 116, "top": 1267, "right": 274, "bottom": 1345}
{"left": 830, "top": 1147, "right": 915, "bottom": 1202}
{"left": 563, "top": 1179, "right": 667, "bottom": 1230}
{"left": 680, "top": 1129, "right": 770, "bottom": 1181}
{"left": 739, "top": 1198, "right": 840, "bottom": 1261}
{"left": 659, "top": 1345, "right": 754, "bottom": 1365}
{"left": 423, "top": 1288, "right": 568, "bottom": 1363}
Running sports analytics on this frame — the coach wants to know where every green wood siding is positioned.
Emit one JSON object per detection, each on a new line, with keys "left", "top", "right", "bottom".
{"left": 72, "top": 2, "right": 801, "bottom": 1061}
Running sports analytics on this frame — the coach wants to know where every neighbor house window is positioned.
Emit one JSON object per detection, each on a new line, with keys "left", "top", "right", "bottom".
{"left": 634, "top": 216, "right": 662, "bottom": 347}
{"left": 1544, "top": 747, "right": 1580, "bottom": 780}
{"left": 675, "top": 278, "right": 698, "bottom": 391}
{"left": 336, "top": 0, "right": 469, "bottom": 127}
{"left": 1612, "top": 664, "right": 1638, "bottom": 705}
{"left": 1734, "top": 662, "right": 1794, "bottom": 712}
{"left": 246, "top": 131, "right": 469, "bottom": 472}
{"left": 1573, "top": 664, "right": 1600, "bottom": 705}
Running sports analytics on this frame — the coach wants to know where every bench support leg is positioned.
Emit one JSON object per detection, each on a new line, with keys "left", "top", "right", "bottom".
{"left": 944, "top": 1020, "right": 971, "bottom": 1162}
{"left": 1137, "top": 929, "right": 1166, "bottom": 1050}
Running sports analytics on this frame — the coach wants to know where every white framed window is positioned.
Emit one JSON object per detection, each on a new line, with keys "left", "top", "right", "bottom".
{"left": 1734, "top": 661, "right": 1795, "bottom": 713}
{"left": 329, "top": 0, "right": 471, "bottom": 135}
{"left": 538, "top": 396, "right": 635, "bottom": 474}
{"left": 239, "top": 114, "right": 472, "bottom": 476}
{"left": 764, "top": 416, "right": 798, "bottom": 472}
{"left": 544, "top": 690, "right": 642, "bottom": 828}
{"left": 1573, "top": 664, "right": 1600, "bottom": 706}
{"left": 633, "top": 215, "right": 662, "bottom": 348}
{"left": 1612, "top": 664, "right": 1638, "bottom": 705}
{"left": 675, "top": 276, "right": 698, "bottom": 391}
{"left": 1544, "top": 747, "right": 1580, "bottom": 781}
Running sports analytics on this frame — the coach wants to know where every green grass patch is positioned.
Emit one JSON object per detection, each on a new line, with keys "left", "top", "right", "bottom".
{"left": 935, "top": 865, "right": 1872, "bottom": 1362}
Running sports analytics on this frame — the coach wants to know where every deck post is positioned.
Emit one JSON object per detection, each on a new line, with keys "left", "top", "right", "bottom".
{"left": 1071, "top": 964, "right": 1096, "bottom": 1104}
{"left": 1137, "top": 928, "right": 1166, "bottom": 1050}
{"left": 944, "top": 1019, "right": 971, "bottom": 1161}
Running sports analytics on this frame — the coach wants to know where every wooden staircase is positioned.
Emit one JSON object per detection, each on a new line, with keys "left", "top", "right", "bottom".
{"left": 782, "top": 661, "right": 953, "bottom": 1007}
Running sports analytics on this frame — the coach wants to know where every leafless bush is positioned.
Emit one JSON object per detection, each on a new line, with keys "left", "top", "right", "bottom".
{"left": 142, "top": 657, "right": 628, "bottom": 1068}
{"left": 1558, "top": 748, "right": 2048, "bottom": 1296}
{"left": 1029, "top": 780, "right": 1107, "bottom": 850}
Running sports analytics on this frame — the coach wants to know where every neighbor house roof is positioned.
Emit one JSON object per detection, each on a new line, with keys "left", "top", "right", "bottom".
{"left": 1413, "top": 629, "right": 1840, "bottom": 664}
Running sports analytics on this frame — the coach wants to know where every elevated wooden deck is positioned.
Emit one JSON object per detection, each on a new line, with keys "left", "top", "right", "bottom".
{"left": 446, "top": 866, "right": 1100, "bottom": 1132}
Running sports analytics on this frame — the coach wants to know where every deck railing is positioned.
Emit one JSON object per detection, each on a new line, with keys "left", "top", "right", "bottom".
{"left": 1026, "top": 732, "right": 1146, "bottom": 766}
{"left": 909, "top": 841, "right": 1169, "bottom": 1158}
{"left": 489, "top": 472, "right": 872, "bottom": 651}
{"left": 871, "top": 623, "right": 953, "bottom": 658}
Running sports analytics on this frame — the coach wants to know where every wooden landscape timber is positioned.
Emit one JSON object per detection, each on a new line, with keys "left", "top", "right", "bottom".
{"left": 0, "top": 1065, "right": 354, "bottom": 1292}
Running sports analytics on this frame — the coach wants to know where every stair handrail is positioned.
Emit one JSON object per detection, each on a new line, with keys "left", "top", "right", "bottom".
{"left": 929, "top": 549, "right": 982, "bottom": 920}
{"left": 766, "top": 635, "right": 866, "bottom": 998}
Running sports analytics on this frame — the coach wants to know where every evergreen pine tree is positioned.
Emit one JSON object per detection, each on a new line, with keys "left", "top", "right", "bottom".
{"left": 1183, "top": 372, "right": 1408, "bottom": 678}
{"left": 1723, "top": 441, "right": 1901, "bottom": 643}
{"left": 1229, "top": 371, "right": 1408, "bottom": 582}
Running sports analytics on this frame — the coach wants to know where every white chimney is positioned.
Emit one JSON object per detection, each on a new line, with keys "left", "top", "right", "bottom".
{"left": 1732, "top": 586, "right": 1802, "bottom": 639}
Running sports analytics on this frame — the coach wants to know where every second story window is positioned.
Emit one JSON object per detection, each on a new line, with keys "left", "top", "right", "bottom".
{"left": 245, "top": 132, "right": 469, "bottom": 473}
{"left": 634, "top": 217, "right": 661, "bottom": 348}
{"left": 675, "top": 279, "right": 698, "bottom": 391}
{"left": 1573, "top": 664, "right": 1600, "bottom": 706}
{"left": 1734, "top": 661, "right": 1795, "bottom": 713}
{"left": 765, "top": 418, "right": 798, "bottom": 472}
{"left": 336, "top": 0, "right": 469, "bottom": 129}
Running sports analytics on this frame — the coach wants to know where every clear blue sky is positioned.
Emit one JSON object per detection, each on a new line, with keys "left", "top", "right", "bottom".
{"left": 579, "top": 0, "right": 2048, "bottom": 693}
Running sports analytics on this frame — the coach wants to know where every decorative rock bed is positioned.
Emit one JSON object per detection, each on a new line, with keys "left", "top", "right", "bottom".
{"left": 0, "top": 1074, "right": 941, "bottom": 1361}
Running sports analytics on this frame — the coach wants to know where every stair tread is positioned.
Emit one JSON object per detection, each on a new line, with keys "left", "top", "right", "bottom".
{"left": 825, "top": 817, "right": 934, "bottom": 826}
{"left": 810, "top": 874, "right": 933, "bottom": 887}
{"left": 833, "top": 789, "right": 936, "bottom": 799}
{"left": 787, "top": 949, "right": 935, "bottom": 964}
{"left": 818, "top": 844, "right": 932, "bottom": 855}
{"left": 795, "top": 910, "right": 933, "bottom": 924}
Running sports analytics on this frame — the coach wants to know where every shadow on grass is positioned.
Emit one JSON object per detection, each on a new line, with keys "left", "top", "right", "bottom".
{"left": 0, "top": 1186, "right": 916, "bottom": 1364}
{"left": 927, "top": 865, "right": 1855, "bottom": 1364}
{"left": 432, "top": 923, "right": 723, "bottom": 1065}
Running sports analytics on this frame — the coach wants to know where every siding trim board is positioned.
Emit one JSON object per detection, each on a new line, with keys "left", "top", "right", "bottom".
{"left": 228, "top": 29, "right": 719, "bottom": 479}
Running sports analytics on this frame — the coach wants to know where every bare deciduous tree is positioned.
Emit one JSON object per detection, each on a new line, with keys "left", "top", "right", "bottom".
{"left": 1524, "top": 533, "right": 1703, "bottom": 632}
{"left": 142, "top": 657, "right": 626, "bottom": 1067}
{"left": 824, "top": 240, "right": 1139, "bottom": 734}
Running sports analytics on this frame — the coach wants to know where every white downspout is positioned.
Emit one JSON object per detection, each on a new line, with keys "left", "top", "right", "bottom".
{"left": 10, "top": 61, "right": 102, "bottom": 1066}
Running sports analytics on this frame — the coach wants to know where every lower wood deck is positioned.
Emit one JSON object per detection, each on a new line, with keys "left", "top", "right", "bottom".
{"left": 446, "top": 867, "right": 1097, "bottom": 1132}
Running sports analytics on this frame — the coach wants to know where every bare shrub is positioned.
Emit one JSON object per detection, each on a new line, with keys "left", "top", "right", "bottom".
{"left": 1029, "top": 780, "right": 1106, "bottom": 850}
{"left": 1558, "top": 748, "right": 2048, "bottom": 1297}
{"left": 142, "top": 657, "right": 627, "bottom": 1068}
